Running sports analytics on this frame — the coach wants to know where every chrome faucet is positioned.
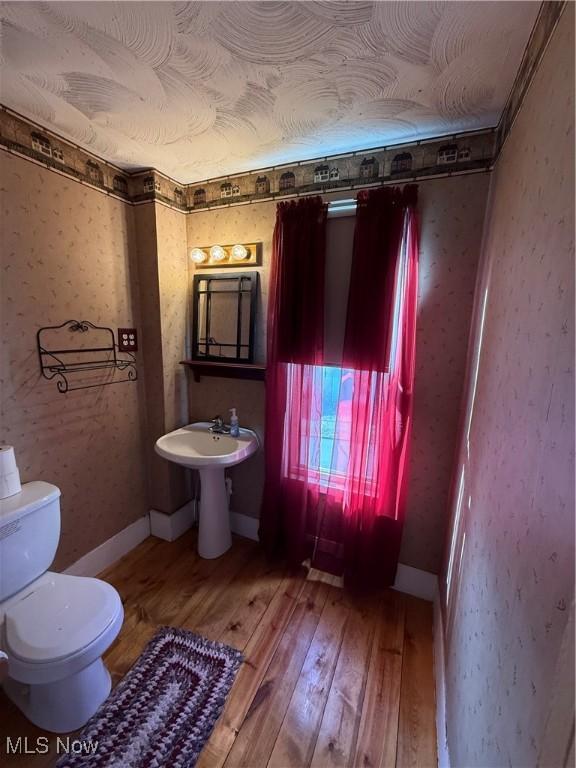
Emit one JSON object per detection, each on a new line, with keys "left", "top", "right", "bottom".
{"left": 209, "top": 415, "right": 230, "bottom": 434}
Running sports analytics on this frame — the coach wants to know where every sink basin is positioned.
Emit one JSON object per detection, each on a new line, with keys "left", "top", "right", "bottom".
{"left": 155, "top": 422, "right": 258, "bottom": 468}
{"left": 154, "top": 422, "right": 259, "bottom": 559}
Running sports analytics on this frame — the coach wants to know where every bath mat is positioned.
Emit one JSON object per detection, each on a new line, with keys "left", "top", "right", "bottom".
{"left": 56, "top": 626, "right": 243, "bottom": 768}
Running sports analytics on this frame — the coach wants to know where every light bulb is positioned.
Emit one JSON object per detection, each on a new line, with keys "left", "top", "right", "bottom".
{"left": 231, "top": 244, "right": 249, "bottom": 260}
{"left": 210, "top": 245, "right": 226, "bottom": 262}
{"left": 190, "top": 248, "right": 207, "bottom": 264}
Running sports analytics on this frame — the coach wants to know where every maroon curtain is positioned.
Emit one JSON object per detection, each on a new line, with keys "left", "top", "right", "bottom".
{"left": 338, "top": 185, "right": 419, "bottom": 587}
{"left": 260, "top": 187, "right": 419, "bottom": 590}
{"left": 259, "top": 196, "right": 327, "bottom": 559}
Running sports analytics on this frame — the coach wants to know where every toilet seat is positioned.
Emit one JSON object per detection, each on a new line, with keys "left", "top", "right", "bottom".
{"left": 4, "top": 572, "right": 121, "bottom": 664}
{"left": 0, "top": 479, "right": 125, "bottom": 732}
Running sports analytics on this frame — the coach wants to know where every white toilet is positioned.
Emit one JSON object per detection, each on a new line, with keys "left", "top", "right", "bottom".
{"left": 0, "top": 481, "right": 124, "bottom": 733}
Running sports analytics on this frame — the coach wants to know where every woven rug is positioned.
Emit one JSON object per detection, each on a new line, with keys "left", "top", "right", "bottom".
{"left": 56, "top": 626, "right": 243, "bottom": 768}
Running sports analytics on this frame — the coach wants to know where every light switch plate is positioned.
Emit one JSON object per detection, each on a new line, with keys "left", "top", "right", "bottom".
{"left": 118, "top": 328, "right": 138, "bottom": 352}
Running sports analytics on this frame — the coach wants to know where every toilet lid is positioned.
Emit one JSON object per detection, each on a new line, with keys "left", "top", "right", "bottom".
{"left": 5, "top": 572, "right": 122, "bottom": 663}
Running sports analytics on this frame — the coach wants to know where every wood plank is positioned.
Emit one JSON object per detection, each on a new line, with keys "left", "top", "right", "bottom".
{"left": 1, "top": 695, "right": 63, "bottom": 768}
{"left": 267, "top": 585, "right": 351, "bottom": 768}
{"left": 214, "top": 562, "right": 290, "bottom": 652}
{"left": 182, "top": 552, "right": 285, "bottom": 645}
{"left": 309, "top": 594, "right": 379, "bottom": 768}
{"left": 195, "top": 568, "right": 309, "bottom": 768}
{"left": 97, "top": 534, "right": 162, "bottom": 584}
{"left": 396, "top": 596, "right": 437, "bottom": 768}
{"left": 222, "top": 579, "right": 332, "bottom": 767}
{"left": 354, "top": 590, "right": 406, "bottom": 768}
{"left": 1, "top": 534, "right": 437, "bottom": 768}
{"left": 109, "top": 536, "right": 252, "bottom": 630}
{"left": 104, "top": 533, "right": 200, "bottom": 625}
{"left": 104, "top": 537, "right": 255, "bottom": 678}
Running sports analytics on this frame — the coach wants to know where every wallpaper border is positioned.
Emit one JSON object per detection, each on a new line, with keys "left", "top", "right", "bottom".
{"left": 496, "top": 1, "right": 567, "bottom": 154}
{"left": 0, "top": 105, "right": 495, "bottom": 213}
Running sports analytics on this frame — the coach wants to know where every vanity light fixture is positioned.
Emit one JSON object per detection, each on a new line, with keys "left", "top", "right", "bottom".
{"left": 190, "top": 248, "right": 208, "bottom": 264}
{"left": 190, "top": 242, "right": 262, "bottom": 269}
{"left": 231, "top": 244, "right": 249, "bottom": 261}
{"left": 209, "top": 245, "right": 226, "bottom": 262}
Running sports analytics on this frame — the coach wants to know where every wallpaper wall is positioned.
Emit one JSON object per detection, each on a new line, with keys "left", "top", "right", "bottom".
{"left": 443, "top": 6, "right": 575, "bottom": 766}
{"left": 156, "top": 203, "right": 190, "bottom": 511}
{"left": 133, "top": 202, "right": 190, "bottom": 515}
{"left": 0, "top": 151, "right": 148, "bottom": 570}
{"left": 186, "top": 175, "right": 489, "bottom": 574}
{"left": 405, "top": 174, "right": 489, "bottom": 572}
{"left": 186, "top": 201, "right": 275, "bottom": 524}
{"left": 0, "top": 2, "right": 568, "bottom": 592}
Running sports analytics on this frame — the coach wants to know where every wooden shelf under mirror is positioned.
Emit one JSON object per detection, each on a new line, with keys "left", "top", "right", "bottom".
{"left": 180, "top": 360, "right": 266, "bottom": 383}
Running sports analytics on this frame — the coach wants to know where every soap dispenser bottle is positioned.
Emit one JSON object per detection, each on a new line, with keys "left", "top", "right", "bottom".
{"left": 229, "top": 408, "right": 240, "bottom": 437}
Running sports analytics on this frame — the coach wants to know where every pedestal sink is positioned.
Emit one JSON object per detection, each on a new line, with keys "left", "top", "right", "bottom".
{"left": 154, "top": 422, "right": 259, "bottom": 558}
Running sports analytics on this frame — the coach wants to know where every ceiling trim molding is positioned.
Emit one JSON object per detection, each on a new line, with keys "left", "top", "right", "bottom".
{"left": 495, "top": 1, "right": 566, "bottom": 155}
{"left": 1, "top": 105, "right": 495, "bottom": 212}
{"left": 186, "top": 127, "right": 496, "bottom": 188}
{"left": 183, "top": 133, "right": 495, "bottom": 213}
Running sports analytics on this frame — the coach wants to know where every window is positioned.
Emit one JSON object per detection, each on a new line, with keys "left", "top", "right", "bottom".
{"left": 113, "top": 175, "right": 128, "bottom": 194}
{"left": 255, "top": 176, "right": 270, "bottom": 194}
{"left": 193, "top": 188, "right": 206, "bottom": 205}
{"left": 143, "top": 176, "right": 160, "bottom": 192}
{"left": 391, "top": 152, "right": 412, "bottom": 173}
{"left": 437, "top": 144, "right": 458, "bottom": 164}
{"left": 87, "top": 161, "right": 103, "bottom": 184}
{"left": 289, "top": 365, "right": 352, "bottom": 481}
{"left": 284, "top": 364, "right": 384, "bottom": 492}
{"left": 283, "top": 213, "right": 408, "bottom": 493}
{"left": 32, "top": 134, "right": 51, "bottom": 156}
{"left": 279, "top": 172, "right": 295, "bottom": 190}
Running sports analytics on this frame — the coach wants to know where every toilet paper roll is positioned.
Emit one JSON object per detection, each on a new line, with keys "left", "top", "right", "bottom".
{"left": 0, "top": 445, "right": 22, "bottom": 499}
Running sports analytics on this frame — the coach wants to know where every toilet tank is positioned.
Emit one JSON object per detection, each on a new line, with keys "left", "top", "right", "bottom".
{"left": 0, "top": 482, "right": 61, "bottom": 601}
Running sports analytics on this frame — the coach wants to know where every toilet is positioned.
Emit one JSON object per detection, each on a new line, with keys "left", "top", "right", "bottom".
{"left": 0, "top": 481, "right": 124, "bottom": 733}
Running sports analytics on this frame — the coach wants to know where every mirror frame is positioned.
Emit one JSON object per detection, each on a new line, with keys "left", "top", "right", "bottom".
{"left": 191, "top": 271, "right": 258, "bottom": 363}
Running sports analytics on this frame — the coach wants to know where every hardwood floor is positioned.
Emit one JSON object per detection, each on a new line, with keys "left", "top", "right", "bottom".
{"left": 1, "top": 533, "right": 437, "bottom": 767}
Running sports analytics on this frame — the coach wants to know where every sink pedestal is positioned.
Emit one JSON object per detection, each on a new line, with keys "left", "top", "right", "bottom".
{"left": 198, "top": 468, "right": 232, "bottom": 559}
{"left": 155, "top": 422, "right": 259, "bottom": 558}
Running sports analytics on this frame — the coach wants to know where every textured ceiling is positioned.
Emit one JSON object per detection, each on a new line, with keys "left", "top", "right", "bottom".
{"left": 1, "top": 1, "right": 539, "bottom": 183}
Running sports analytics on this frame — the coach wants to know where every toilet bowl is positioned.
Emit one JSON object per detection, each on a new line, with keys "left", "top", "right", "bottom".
{"left": 0, "top": 481, "right": 124, "bottom": 732}
{"left": 1, "top": 571, "right": 123, "bottom": 732}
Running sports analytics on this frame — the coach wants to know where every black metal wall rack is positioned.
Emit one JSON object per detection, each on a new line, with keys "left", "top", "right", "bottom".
{"left": 37, "top": 320, "right": 137, "bottom": 393}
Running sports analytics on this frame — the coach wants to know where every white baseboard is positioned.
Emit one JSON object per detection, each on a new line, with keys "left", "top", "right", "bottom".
{"left": 63, "top": 514, "right": 151, "bottom": 578}
{"left": 150, "top": 500, "right": 197, "bottom": 542}
{"left": 62, "top": 507, "right": 438, "bottom": 607}
{"left": 149, "top": 503, "right": 258, "bottom": 543}
{"left": 231, "top": 511, "right": 259, "bottom": 541}
{"left": 230, "top": 511, "right": 438, "bottom": 603}
{"left": 393, "top": 563, "right": 438, "bottom": 602}
{"left": 433, "top": 593, "right": 451, "bottom": 768}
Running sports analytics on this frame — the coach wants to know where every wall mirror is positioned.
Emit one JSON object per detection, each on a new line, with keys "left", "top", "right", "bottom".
{"left": 191, "top": 272, "right": 258, "bottom": 363}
